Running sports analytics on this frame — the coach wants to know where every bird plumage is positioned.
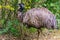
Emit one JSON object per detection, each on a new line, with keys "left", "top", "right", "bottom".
{"left": 23, "top": 7, "right": 57, "bottom": 29}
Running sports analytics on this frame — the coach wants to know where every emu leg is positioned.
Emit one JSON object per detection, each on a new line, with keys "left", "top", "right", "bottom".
{"left": 37, "top": 28, "right": 45, "bottom": 40}
{"left": 37, "top": 29, "right": 40, "bottom": 40}
{"left": 40, "top": 28, "right": 46, "bottom": 36}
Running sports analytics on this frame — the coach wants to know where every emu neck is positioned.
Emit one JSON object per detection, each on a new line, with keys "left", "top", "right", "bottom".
{"left": 20, "top": 12, "right": 24, "bottom": 22}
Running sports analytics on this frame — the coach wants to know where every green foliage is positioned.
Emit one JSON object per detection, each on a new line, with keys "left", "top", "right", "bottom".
{"left": 0, "top": 0, "right": 20, "bottom": 35}
{"left": 9, "top": 27, "right": 20, "bottom": 36}
{"left": 0, "top": 20, "right": 20, "bottom": 36}
{"left": 0, "top": 19, "right": 5, "bottom": 25}
{"left": 7, "top": 20, "right": 20, "bottom": 36}
{"left": 57, "top": 19, "right": 60, "bottom": 29}
{"left": 0, "top": 21, "right": 12, "bottom": 34}
{"left": 29, "top": 27, "right": 37, "bottom": 33}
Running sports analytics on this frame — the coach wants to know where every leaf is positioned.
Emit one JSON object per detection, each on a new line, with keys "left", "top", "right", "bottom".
{"left": 50, "top": 3, "right": 55, "bottom": 6}
{"left": 29, "top": 27, "right": 37, "bottom": 33}
{"left": 0, "top": 5, "right": 2, "bottom": 9}
{"left": 36, "top": 0, "right": 39, "bottom": 2}
{"left": 0, "top": 19, "right": 5, "bottom": 24}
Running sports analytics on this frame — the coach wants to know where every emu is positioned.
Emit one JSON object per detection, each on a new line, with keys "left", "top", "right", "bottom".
{"left": 17, "top": 3, "right": 57, "bottom": 40}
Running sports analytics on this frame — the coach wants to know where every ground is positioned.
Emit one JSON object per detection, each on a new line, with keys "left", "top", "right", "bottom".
{"left": 0, "top": 29, "right": 60, "bottom": 40}
{"left": 33, "top": 29, "right": 60, "bottom": 40}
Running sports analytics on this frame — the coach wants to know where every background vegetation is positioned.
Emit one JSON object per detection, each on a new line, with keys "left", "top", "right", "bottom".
{"left": 0, "top": 0, "right": 60, "bottom": 40}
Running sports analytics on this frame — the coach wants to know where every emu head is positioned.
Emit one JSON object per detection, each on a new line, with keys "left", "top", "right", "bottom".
{"left": 18, "top": 3, "right": 25, "bottom": 12}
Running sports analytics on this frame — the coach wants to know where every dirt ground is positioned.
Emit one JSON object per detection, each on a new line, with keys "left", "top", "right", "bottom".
{"left": 0, "top": 29, "right": 60, "bottom": 40}
{"left": 33, "top": 29, "right": 60, "bottom": 40}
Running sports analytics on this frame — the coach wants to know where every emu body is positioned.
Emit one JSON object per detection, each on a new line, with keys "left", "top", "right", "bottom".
{"left": 18, "top": 7, "right": 57, "bottom": 29}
